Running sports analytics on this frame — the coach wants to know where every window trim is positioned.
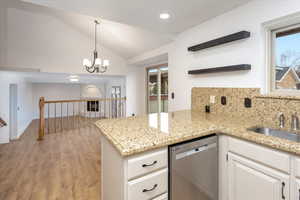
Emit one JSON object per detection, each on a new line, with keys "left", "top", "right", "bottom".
{"left": 264, "top": 12, "right": 300, "bottom": 95}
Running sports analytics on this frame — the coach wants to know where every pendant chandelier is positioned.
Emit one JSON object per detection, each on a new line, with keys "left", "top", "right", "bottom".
{"left": 83, "top": 20, "right": 109, "bottom": 73}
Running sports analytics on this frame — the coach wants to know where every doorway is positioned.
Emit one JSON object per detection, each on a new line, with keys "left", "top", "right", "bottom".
{"left": 9, "top": 84, "right": 18, "bottom": 140}
{"left": 111, "top": 86, "right": 121, "bottom": 117}
{"left": 147, "top": 64, "right": 168, "bottom": 114}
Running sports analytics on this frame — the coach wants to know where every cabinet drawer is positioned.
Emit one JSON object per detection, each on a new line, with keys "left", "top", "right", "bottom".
{"left": 127, "top": 148, "right": 167, "bottom": 180}
{"left": 228, "top": 137, "right": 290, "bottom": 173}
{"left": 295, "top": 158, "right": 300, "bottom": 178}
{"left": 127, "top": 168, "right": 168, "bottom": 200}
{"left": 153, "top": 193, "right": 168, "bottom": 200}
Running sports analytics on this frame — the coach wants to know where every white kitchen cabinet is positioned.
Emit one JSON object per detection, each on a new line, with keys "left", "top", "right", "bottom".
{"left": 127, "top": 168, "right": 168, "bottom": 200}
{"left": 295, "top": 179, "right": 300, "bottom": 200}
{"left": 153, "top": 193, "right": 168, "bottom": 200}
{"left": 127, "top": 148, "right": 168, "bottom": 180}
{"left": 228, "top": 152, "right": 289, "bottom": 200}
{"left": 100, "top": 134, "right": 168, "bottom": 200}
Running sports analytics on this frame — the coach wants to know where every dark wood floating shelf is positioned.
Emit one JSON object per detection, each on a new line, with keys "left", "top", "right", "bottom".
{"left": 188, "top": 31, "right": 250, "bottom": 52}
{"left": 188, "top": 64, "right": 251, "bottom": 75}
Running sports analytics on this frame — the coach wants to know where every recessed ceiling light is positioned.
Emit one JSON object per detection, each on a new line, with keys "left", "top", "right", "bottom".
{"left": 69, "top": 75, "right": 79, "bottom": 79}
{"left": 69, "top": 78, "right": 79, "bottom": 82}
{"left": 159, "top": 13, "right": 170, "bottom": 20}
{"left": 68, "top": 75, "right": 79, "bottom": 82}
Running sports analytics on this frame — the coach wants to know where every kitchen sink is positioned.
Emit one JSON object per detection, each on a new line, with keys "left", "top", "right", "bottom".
{"left": 247, "top": 126, "right": 300, "bottom": 143}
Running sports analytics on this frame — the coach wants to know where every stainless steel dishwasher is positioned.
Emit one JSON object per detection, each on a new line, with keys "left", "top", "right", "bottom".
{"left": 169, "top": 134, "right": 218, "bottom": 200}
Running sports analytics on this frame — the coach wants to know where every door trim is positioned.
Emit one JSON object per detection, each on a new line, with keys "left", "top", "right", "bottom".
{"left": 9, "top": 84, "right": 18, "bottom": 140}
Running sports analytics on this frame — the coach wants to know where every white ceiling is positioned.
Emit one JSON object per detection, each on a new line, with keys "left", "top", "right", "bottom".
{"left": 13, "top": 0, "right": 253, "bottom": 60}
{"left": 21, "top": 0, "right": 252, "bottom": 35}
{"left": 7, "top": 0, "right": 172, "bottom": 59}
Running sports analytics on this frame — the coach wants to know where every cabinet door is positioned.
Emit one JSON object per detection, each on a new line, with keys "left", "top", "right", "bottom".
{"left": 228, "top": 153, "right": 289, "bottom": 200}
{"left": 152, "top": 193, "right": 168, "bottom": 200}
{"left": 296, "top": 179, "right": 300, "bottom": 200}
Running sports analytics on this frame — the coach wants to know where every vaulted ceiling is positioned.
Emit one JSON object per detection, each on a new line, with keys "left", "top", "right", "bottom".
{"left": 15, "top": 0, "right": 252, "bottom": 59}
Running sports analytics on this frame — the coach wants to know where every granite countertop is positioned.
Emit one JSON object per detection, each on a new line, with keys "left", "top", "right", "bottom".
{"left": 95, "top": 110, "right": 300, "bottom": 157}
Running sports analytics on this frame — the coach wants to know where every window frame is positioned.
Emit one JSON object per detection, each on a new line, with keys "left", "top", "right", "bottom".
{"left": 271, "top": 24, "right": 300, "bottom": 94}
{"left": 264, "top": 13, "right": 300, "bottom": 95}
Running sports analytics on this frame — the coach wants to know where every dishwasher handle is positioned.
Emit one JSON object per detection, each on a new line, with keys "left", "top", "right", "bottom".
{"left": 175, "top": 143, "right": 217, "bottom": 160}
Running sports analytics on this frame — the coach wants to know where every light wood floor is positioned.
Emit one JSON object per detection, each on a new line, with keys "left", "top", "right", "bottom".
{"left": 0, "top": 120, "right": 101, "bottom": 200}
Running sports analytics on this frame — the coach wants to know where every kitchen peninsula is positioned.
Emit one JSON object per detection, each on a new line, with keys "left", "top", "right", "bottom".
{"left": 96, "top": 110, "right": 300, "bottom": 200}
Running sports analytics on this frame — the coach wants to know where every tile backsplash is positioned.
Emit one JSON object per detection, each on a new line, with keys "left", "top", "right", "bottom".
{"left": 191, "top": 87, "right": 300, "bottom": 132}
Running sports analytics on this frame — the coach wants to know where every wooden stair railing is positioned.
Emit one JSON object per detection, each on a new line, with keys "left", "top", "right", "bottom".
{"left": 37, "top": 97, "right": 126, "bottom": 140}
{"left": 38, "top": 97, "right": 45, "bottom": 140}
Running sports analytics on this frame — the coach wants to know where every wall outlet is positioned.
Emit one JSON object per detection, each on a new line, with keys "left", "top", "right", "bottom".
{"left": 244, "top": 98, "right": 252, "bottom": 108}
{"left": 205, "top": 105, "right": 210, "bottom": 113}
{"left": 210, "top": 95, "right": 216, "bottom": 104}
{"left": 221, "top": 96, "right": 227, "bottom": 105}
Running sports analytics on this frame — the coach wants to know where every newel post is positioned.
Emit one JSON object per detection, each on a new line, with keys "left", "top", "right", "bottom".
{"left": 37, "top": 97, "right": 45, "bottom": 141}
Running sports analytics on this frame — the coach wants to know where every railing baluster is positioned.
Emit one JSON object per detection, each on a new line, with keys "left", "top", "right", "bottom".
{"left": 83, "top": 101, "right": 87, "bottom": 126}
{"left": 67, "top": 103, "right": 69, "bottom": 130}
{"left": 78, "top": 102, "right": 80, "bottom": 129}
{"left": 79, "top": 102, "right": 80, "bottom": 128}
{"left": 88, "top": 102, "right": 90, "bottom": 123}
{"left": 61, "top": 103, "right": 63, "bottom": 132}
{"left": 109, "top": 99, "right": 110, "bottom": 118}
{"left": 120, "top": 98, "right": 122, "bottom": 117}
{"left": 48, "top": 103, "right": 50, "bottom": 134}
{"left": 94, "top": 101, "right": 96, "bottom": 120}
{"left": 117, "top": 100, "right": 121, "bottom": 117}
{"left": 54, "top": 103, "right": 56, "bottom": 133}
{"left": 109, "top": 99, "right": 112, "bottom": 118}
{"left": 123, "top": 99, "right": 125, "bottom": 117}
{"left": 98, "top": 100, "right": 100, "bottom": 119}
{"left": 73, "top": 102, "right": 75, "bottom": 129}
{"left": 101, "top": 100, "right": 103, "bottom": 118}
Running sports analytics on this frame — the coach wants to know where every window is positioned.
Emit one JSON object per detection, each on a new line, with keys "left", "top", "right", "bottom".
{"left": 270, "top": 24, "right": 300, "bottom": 93}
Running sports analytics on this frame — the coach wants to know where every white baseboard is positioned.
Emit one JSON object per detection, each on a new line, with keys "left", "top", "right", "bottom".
{"left": 0, "top": 138, "right": 9, "bottom": 144}
{"left": 17, "top": 119, "right": 33, "bottom": 139}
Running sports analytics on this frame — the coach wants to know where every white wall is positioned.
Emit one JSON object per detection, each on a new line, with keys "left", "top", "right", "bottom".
{"left": 81, "top": 84, "right": 106, "bottom": 98}
{"left": 32, "top": 83, "right": 81, "bottom": 119}
{"left": 0, "top": 72, "right": 33, "bottom": 143}
{"left": 0, "top": 0, "right": 130, "bottom": 75}
{"left": 164, "top": 0, "right": 300, "bottom": 111}
{"left": 0, "top": 0, "right": 7, "bottom": 66}
{"left": 126, "top": 66, "right": 146, "bottom": 116}
{"left": 18, "top": 82, "right": 34, "bottom": 137}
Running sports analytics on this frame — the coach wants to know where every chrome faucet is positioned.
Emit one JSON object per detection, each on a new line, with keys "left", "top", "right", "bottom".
{"left": 291, "top": 113, "right": 299, "bottom": 131}
{"left": 278, "top": 113, "right": 285, "bottom": 129}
